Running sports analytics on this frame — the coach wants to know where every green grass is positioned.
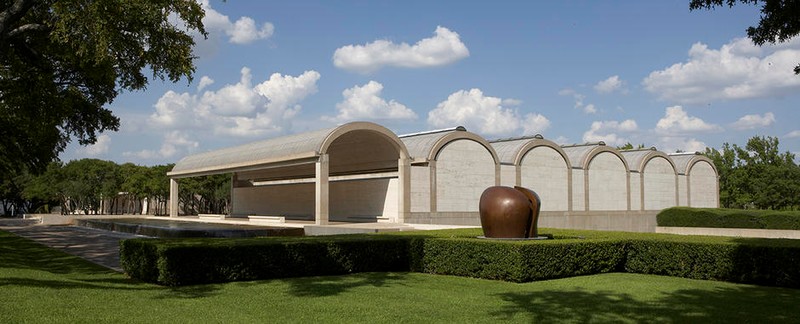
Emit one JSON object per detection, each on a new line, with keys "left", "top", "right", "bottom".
{"left": 3, "top": 230, "right": 800, "bottom": 323}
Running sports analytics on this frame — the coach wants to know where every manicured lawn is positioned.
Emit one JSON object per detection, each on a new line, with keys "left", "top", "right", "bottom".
{"left": 2, "top": 230, "right": 799, "bottom": 323}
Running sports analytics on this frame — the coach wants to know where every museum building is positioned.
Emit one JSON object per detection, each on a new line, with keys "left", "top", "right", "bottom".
{"left": 168, "top": 121, "right": 718, "bottom": 232}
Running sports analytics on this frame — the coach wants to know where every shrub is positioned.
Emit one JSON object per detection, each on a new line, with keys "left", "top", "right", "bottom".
{"left": 120, "top": 227, "right": 800, "bottom": 288}
{"left": 657, "top": 207, "right": 800, "bottom": 230}
{"left": 121, "top": 236, "right": 412, "bottom": 286}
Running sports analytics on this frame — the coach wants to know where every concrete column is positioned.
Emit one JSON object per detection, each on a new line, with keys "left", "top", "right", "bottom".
{"left": 315, "top": 154, "right": 330, "bottom": 225}
{"left": 429, "top": 161, "right": 437, "bottom": 213}
{"left": 583, "top": 169, "right": 590, "bottom": 211}
{"left": 229, "top": 173, "right": 237, "bottom": 217}
{"left": 169, "top": 178, "right": 179, "bottom": 217}
{"left": 397, "top": 157, "right": 410, "bottom": 224}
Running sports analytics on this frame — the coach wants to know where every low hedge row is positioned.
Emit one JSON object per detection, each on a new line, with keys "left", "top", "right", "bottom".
{"left": 120, "top": 228, "right": 800, "bottom": 288}
{"left": 657, "top": 207, "right": 800, "bottom": 230}
{"left": 120, "top": 236, "right": 413, "bottom": 286}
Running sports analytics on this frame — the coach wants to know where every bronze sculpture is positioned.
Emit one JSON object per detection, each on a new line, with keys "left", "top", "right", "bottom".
{"left": 478, "top": 186, "right": 541, "bottom": 238}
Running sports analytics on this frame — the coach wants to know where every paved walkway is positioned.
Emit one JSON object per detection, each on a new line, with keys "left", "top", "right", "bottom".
{"left": 0, "top": 218, "right": 142, "bottom": 272}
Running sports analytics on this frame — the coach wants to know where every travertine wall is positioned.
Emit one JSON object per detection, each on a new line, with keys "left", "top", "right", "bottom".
{"left": 587, "top": 152, "right": 628, "bottom": 211}
{"left": 435, "top": 139, "right": 496, "bottom": 212}
{"left": 232, "top": 178, "right": 398, "bottom": 220}
{"left": 499, "top": 164, "right": 516, "bottom": 187}
{"left": 520, "top": 146, "right": 569, "bottom": 211}
{"left": 629, "top": 173, "right": 641, "bottom": 210}
{"left": 677, "top": 174, "right": 688, "bottom": 206}
{"left": 643, "top": 157, "right": 677, "bottom": 210}
{"left": 233, "top": 184, "right": 315, "bottom": 218}
{"left": 690, "top": 161, "right": 718, "bottom": 207}
{"left": 409, "top": 166, "right": 431, "bottom": 212}
{"left": 571, "top": 169, "right": 585, "bottom": 211}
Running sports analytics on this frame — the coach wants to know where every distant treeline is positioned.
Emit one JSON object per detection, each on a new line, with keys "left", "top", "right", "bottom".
{"left": 1, "top": 159, "right": 230, "bottom": 216}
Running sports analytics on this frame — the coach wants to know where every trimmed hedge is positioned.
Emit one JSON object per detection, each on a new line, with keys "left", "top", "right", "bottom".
{"left": 658, "top": 207, "right": 800, "bottom": 230}
{"left": 419, "top": 238, "right": 626, "bottom": 282}
{"left": 120, "top": 236, "right": 413, "bottom": 286}
{"left": 121, "top": 228, "right": 800, "bottom": 288}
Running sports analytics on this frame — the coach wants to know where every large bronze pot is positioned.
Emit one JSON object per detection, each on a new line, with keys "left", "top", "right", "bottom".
{"left": 478, "top": 186, "right": 541, "bottom": 238}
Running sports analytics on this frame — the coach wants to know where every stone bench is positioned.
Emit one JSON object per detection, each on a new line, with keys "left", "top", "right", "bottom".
{"left": 248, "top": 215, "right": 286, "bottom": 224}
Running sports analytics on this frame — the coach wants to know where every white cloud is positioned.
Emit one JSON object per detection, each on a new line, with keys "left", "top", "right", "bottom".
{"left": 333, "top": 26, "right": 469, "bottom": 73}
{"left": 199, "top": 0, "right": 274, "bottom": 45}
{"left": 658, "top": 137, "right": 708, "bottom": 153}
{"left": 123, "top": 131, "right": 199, "bottom": 160}
{"left": 785, "top": 130, "right": 800, "bottom": 138}
{"left": 326, "top": 81, "right": 416, "bottom": 122}
{"left": 594, "top": 75, "right": 625, "bottom": 94}
{"left": 79, "top": 134, "right": 111, "bottom": 156}
{"left": 730, "top": 112, "right": 775, "bottom": 130}
{"left": 582, "top": 120, "right": 638, "bottom": 146}
{"left": 197, "top": 76, "right": 214, "bottom": 92}
{"left": 655, "top": 106, "right": 722, "bottom": 135}
{"left": 558, "top": 88, "right": 596, "bottom": 114}
{"left": 146, "top": 68, "right": 320, "bottom": 157}
{"left": 523, "top": 113, "right": 551, "bottom": 135}
{"left": 428, "top": 88, "right": 549, "bottom": 137}
{"left": 643, "top": 37, "right": 800, "bottom": 104}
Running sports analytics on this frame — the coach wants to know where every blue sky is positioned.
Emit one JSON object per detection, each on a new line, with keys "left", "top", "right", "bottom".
{"left": 62, "top": 0, "right": 800, "bottom": 165}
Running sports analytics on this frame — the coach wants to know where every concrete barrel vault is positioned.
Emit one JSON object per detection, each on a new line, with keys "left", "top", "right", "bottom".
{"left": 167, "top": 121, "right": 411, "bottom": 225}
{"left": 562, "top": 142, "right": 630, "bottom": 211}
{"left": 620, "top": 148, "right": 679, "bottom": 211}
{"left": 400, "top": 127, "right": 500, "bottom": 225}
{"left": 669, "top": 152, "right": 719, "bottom": 208}
{"left": 490, "top": 135, "right": 572, "bottom": 212}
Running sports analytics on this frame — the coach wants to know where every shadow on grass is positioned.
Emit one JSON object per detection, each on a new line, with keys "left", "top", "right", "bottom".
{"left": 492, "top": 285, "right": 800, "bottom": 322}
{"left": 156, "top": 284, "right": 223, "bottom": 299}
{"left": 0, "top": 231, "right": 113, "bottom": 275}
{"left": 283, "top": 272, "right": 410, "bottom": 297}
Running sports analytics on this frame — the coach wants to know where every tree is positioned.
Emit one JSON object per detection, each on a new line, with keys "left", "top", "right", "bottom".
{"left": 0, "top": 0, "right": 207, "bottom": 176}
{"left": 705, "top": 136, "right": 800, "bottom": 210}
{"left": 618, "top": 142, "right": 646, "bottom": 150}
{"left": 690, "top": 0, "right": 800, "bottom": 74}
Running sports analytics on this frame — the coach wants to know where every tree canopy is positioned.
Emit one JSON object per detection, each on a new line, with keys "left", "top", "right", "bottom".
{"left": 690, "top": 0, "right": 800, "bottom": 74}
{"left": 705, "top": 136, "right": 800, "bottom": 210}
{"left": 0, "top": 0, "right": 207, "bottom": 176}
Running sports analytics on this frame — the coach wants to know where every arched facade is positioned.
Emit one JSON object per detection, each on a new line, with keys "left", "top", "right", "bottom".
{"left": 563, "top": 143, "right": 629, "bottom": 211}
{"left": 168, "top": 122, "right": 410, "bottom": 224}
{"left": 621, "top": 149, "right": 678, "bottom": 210}
{"left": 491, "top": 136, "right": 571, "bottom": 211}
{"left": 400, "top": 127, "right": 499, "bottom": 224}
{"left": 166, "top": 121, "right": 719, "bottom": 232}
{"left": 669, "top": 153, "right": 719, "bottom": 208}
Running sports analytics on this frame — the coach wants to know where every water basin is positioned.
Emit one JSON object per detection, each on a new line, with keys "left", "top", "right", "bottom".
{"left": 75, "top": 217, "right": 304, "bottom": 238}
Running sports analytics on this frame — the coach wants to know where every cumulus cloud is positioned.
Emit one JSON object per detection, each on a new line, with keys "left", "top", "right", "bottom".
{"left": 594, "top": 75, "right": 625, "bottom": 94}
{"left": 199, "top": 0, "right": 274, "bottom": 44}
{"left": 79, "top": 134, "right": 111, "bottom": 156}
{"left": 643, "top": 37, "right": 800, "bottom": 104}
{"left": 427, "top": 88, "right": 549, "bottom": 137}
{"left": 197, "top": 76, "right": 214, "bottom": 92}
{"left": 730, "top": 112, "right": 775, "bottom": 130}
{"left": 123, "top": 131, "right": 199, "bottom": 160}
{"left": 523, "top": 113, "right": 551, "bottom": 136}
{"left": 785, "top": 130, "right": 800, "bottom": 138}
{"left": 326, "top": 81, "right": 416, "bottom": 122}
{"left": 658, "top": 137, "right": 708, "bottom": 153}
{"left": 655, "top": 106, "right": 722, "bottom": 135}
{"left": 582, "top": 120, "right": 638, "bottom": 146}
{"left": 144, "top": 68, "right": 320, "bottom": 157}
{"left": 558, "top": 88, "right": 597, "bottom": 114}
{"left": 333, "top": 26, "right": 469, "bottom": 73}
